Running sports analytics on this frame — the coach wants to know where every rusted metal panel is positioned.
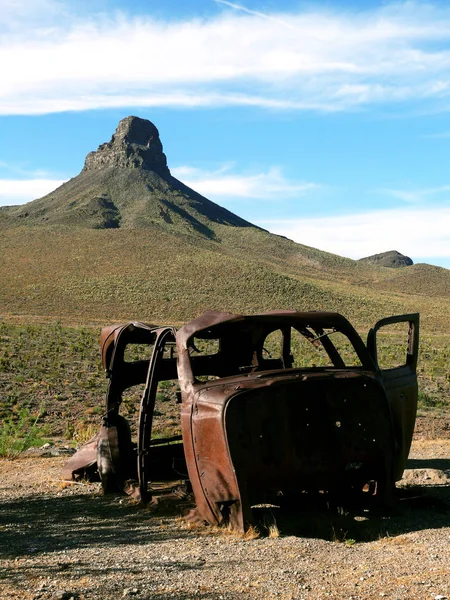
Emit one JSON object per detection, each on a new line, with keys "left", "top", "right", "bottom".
{"left": 61, "top": 432, "right": 99, "bottom": 480}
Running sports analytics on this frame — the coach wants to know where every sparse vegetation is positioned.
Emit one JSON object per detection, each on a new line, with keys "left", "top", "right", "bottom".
{"left": 0, "top": 321, "right": 104, "bottom": 439}
{"left": 242, "top": 524, "right": 261, "bottom": 540}
{"left": 266, "top": 519, "right": 281, "bottom": 538}
{"left": 1, "top": 313, "right": 450, "bottom": 439}
{"left": 1, "top": 223, "right": 450, "bottom": 329}
{"left": 0, "top": 407, "right": 48, "bottom": 458}
{"left": 0, "top": 321, "right": 184, "bottom": 439}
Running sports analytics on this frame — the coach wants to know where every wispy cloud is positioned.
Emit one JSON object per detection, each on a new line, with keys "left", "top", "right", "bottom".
{"left": 171, "top": 165, "right": 319, "bottom": 199}
{"left": 213, "top": 0, "right": 295, "bottom": 29}
{"left": 379, "top": 184, "right": 450, "bottom": 202}
{"left": 1, "top": 1, "right": 450, "bottom": 114}
{"left": 261, "top": 206, "right": 450, "bottom": 260}
{"left": 0, "top": 159, "right": 57, "bottom": 178}
{"left": 0, "top": 178, "right": 66, "bottom": 206}
{"left": 425, "top": 131, "right": 450, "bottom": 139}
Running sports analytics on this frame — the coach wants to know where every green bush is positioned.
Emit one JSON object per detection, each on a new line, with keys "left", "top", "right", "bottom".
{"left": 0, "top": 408, "right": 48, "bottom": 458}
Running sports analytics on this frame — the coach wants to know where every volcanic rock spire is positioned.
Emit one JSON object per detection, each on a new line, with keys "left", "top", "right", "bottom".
{"left": 83, "top": 116, "right": 170, "bottom": 177}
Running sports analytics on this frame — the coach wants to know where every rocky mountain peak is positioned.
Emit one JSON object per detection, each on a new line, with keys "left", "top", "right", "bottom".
{"left": 2, "top": 115, "right": 255, "bottom": 233}
{"left": 358, "top": 250, "right": 413, "bottom": 268}
{"left": 83, "top": 116, "right": 170, "bottom": 177}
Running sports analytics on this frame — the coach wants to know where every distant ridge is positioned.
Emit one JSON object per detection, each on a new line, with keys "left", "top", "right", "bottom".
{"left": 358, "top": 250, "right": 413, "bottom": 268}
{"left": 0, "top": 116, "right": 254, "bottom": 238}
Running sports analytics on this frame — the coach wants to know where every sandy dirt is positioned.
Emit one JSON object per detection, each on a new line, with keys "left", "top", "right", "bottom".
{"left": 1, "top": 438, "right": 450, "bottom": 600}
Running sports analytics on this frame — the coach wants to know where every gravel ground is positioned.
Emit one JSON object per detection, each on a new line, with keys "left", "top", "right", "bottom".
{"left": 1, "top": 440, "right": 450, "bottom": 600}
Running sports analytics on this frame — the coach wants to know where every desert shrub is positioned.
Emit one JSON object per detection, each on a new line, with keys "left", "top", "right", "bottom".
{"left": 0, "top": 408, "right": 48, "bottom": 458}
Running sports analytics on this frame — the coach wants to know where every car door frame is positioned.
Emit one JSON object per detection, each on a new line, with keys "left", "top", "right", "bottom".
{"left": 137, "top": 326, "right": 177, "bottom": 502}
{"left": 367, "top": 313, "right": 420, "bottom": 480}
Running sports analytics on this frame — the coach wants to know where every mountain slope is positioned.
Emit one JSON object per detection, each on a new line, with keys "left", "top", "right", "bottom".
{"left": 2, "top": 168, "right": 253, "bottom": 237}
{"left": 369, "top": 263, "right": 450, "bottom": 298}
{"left": 2, "top": 223, "right": 450, "bottom": 333}
{"left": 0, "top": 116, "right": 449, "bottom": 331}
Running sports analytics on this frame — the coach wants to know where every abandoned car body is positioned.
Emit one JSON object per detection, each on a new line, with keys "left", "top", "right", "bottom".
{"left": 63, "top": 310, "right": 420, "bottom": 532}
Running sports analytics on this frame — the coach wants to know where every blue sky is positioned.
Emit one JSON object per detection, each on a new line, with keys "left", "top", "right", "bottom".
{"left": 1, "top": 0, "right": 449, "bottom": 267}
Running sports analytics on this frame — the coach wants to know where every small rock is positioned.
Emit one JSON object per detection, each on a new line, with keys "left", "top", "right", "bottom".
{"left": 42, "top": 442, "right": 52, "bottom": 449}
{"left": 53, "top": 591, "right": 72, "bottom": 600}
{"left": 53, "top": 447, "right": 76, "bottom": 456}
{"left": 122, "top": 589, "right": 138, "bottom": 597}
{"left": 435, "top": 596, "right": 447, "bottom": 600}
{"left": 400, "top": 468, "right": 449, "bottom": 485}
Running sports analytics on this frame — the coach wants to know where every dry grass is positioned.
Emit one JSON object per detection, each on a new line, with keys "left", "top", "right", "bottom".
{"left": 267, "top": 522, "right": 281, "bottom": 538}
{"left": 381, "top": 535, "right": 413, "bottom": 546}
{"left": 72, "top": 422, "right": 99, "bottom": 444}
{"left": 242, "top": 524, "right": 261, "bottom": 540}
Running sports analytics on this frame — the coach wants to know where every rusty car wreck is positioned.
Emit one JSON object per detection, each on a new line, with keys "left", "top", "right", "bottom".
{"left": 63, "top": 310, "right": 420, "bottom": 532}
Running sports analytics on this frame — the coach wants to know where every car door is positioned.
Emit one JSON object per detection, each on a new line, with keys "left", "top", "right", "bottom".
{"left": 137, "top": 326, "right": 177, "bottom": 501}
{"left": 367, "top": 313, "right": 420, "bottom": 480}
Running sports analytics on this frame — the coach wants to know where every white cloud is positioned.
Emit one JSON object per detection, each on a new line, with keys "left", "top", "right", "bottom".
{"left": 0, "top": 178, "right": 66, "bottom": 205}
{"left": 426, "top": 131, "right": 450, "bottom": 139}
{"left": 0, "top": 165, "right": 315, "bottom": 206}
{"left": 380, "top": 185, "right": 450, "bottom": 202}
{"left": 0, "top": 93, "right": 342, "bottom": 116}
{"left": 261, "top": 207, "right": 450, "bottom": 260}
{"left": 1, "top": 2, "right": 450, "bottom": 114}
{"left": 171, "top": 165, "right": 318, "bottom": 199}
